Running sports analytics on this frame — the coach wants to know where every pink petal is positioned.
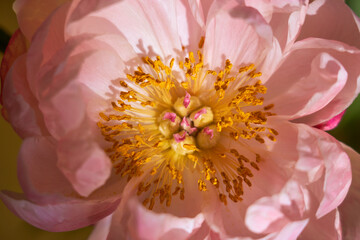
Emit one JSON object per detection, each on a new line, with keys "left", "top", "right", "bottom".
{"left": 108, "top": 198, "right": 204, "bottom": 240}
{"left": 246, "top": 200, "right": 289, "bottom": 234}
{"left": 2, "top": 55, "right": 44, "bottom": 138}
{"left": 290, "top": 39, "right": 360, "bottom": 126}
{"left": 272, "top": 219, "right": 309, "bottom": 240}
{"left": 298, "top": 209, "right": 342, "bottom": 240}
{"left": 67, "top": 0, "right": 184, "bottom": 58}
{"left": 202, "top": 120, "right": 294, "bottom": 238}
{"left": 25, "top": 2, "right": 69, "bottom": 95}
{"left": 107, "top": 174, "right": 205, "bottom": 240}
{"left": 265, "top": 39, "right": 350, "bottom": 119}
{"left": 0, "top": 191, "right": 119, "bottom": 232}
{"left": 245, "top": 0, "right": 308, "bottom": 51}
{"left": 88, "top": 215, "right": 112, "bottom": 240}
{"left": 186, "top": 0, "right": 214, "bottom": 27}
{"left": 13, "top": 0, "right": 69, "bottom": 41}
{"left": 314, "top": 110, "right": 346, "bottom": 131}
{"left": 245, "top": 180, "right": 309, "bottom": 235}
{"left": 17, "top": 137, "right": 74, "bottom": 203}
{"left": 298, "top": 0, "right": 360, "bottom": 49}
{"left": 57, "top": 136, "right": 112, "bottom": 197}
{"left": 338, "top": 144, "right": 360, "bottom": 240}
{"left": 0, "top": 29, "right": 27, "bottom": 105}
{"left": 172, "top": 0, "right": 204, "bottom": 51}
{"left": 295, "top": 124, "right": 351, "bottom": 218}
{"left": 203, "top": 1, "right": 273, "bottom": 70}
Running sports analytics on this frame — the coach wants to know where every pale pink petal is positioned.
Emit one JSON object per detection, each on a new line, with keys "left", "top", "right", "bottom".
{"left": 339, "top": 144, "right": 360, "bottom": 240}
{"left": 245, "top": 0, "right": 308, "bottom": 51}
{"left": 34, "top": 41, "right": 124, "bottom": 139}
{"left": 57, "top": 136, "right": 112, "bottom": 197}
{"left": 265, "top": 39, "right": 351, "bottom": 119}
{"left": 0, "top": 191, "right": 119, "bottom": 232}
{"left": 186, "top": 0, "right": 215, "bottom": 28}
{"left": 245, "top": 180, "right": 309, "bottom": 235}
{"left": 271, "top": 219, "right": 309, "bottom": 240}
{"left": 17, "top": 137, "right": 74, "bottom": 203}
{"left": 295, "top": 125, "right": 351, "bottom": 218}
{"left": 2, "top": 55, "right": 44, "bottom": 138}
{"left": 298, "top": 0, "right": 360, "bottom": 49}
{"left": 202, "top": 120, "right": 294, "bottom": 238}
{"left": 107, "top": 175, "right": 205, "bottom": 240}
{"left": 246, "top": 199, "right": 290, "bottom": 234}
{"left": 314, "top": 110, "right": 345, "bottom": 131}
{"left": 13, "top": 0, "right": 70, "bottom": 41}
{"left": 298, "top": 209, "right": 342, "bottom": 240}
{"left": 108, "top": 198, "right": 204, "bottom": 240}
{"left": 67, "top": 0, "right": 185, "bottom": 58}
{"left": 17, "top": 135, "right": 121, "bottom": 203}
{"left": 203, "top": 1, "right": 273, "bottom": 70}
{"left": 88, "top": 215, "right": 112, "bottom": 240}
{"left": 172, "top": 0, "right": 204, "bottom": 51}
{"left": 290, "top": 39, "right": 360, "bottom": 126}
{"left": 25, "top": 2, "right": 70, "bottom": 94}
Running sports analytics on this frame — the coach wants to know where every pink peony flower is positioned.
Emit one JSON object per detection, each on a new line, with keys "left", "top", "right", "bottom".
{"left": 1, "top": 0, "right": 360, "bottom": 239}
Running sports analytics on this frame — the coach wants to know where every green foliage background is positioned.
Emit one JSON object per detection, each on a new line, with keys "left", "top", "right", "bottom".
{"left": 0, "top": 0, "right": 359, "bottom": 239}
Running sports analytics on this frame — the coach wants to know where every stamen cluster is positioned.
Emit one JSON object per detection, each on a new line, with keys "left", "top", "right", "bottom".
{"left": 97, "top": 43, "right": 277, "bottom": 210}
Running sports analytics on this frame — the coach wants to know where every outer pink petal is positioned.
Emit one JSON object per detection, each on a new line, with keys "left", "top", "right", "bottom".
{"left": 203, "top": 0, "right": 273, "bottom": 70}
{"left": 2, "top": 55, "right": 44, "bottom": 138}
{"left": 13, "top": 0, "right": 70, "bottom": 41}
{"left": 0, "top": 191, "right": 119, "bottom": 232}
{"left": 25, "top": 2, "right": 69, "bottom": 95}
{"left": 245, "top": 0, "right": 308, "bottom": 52}
{"left": 295, "top": 124, "right": 351, "bottom": 218}
{"left": 245, "top": 181, "right": 309, "bottom": 235}
{"left": 339, "top": 144, "right": 360, "bottom": 240}
{"left": 17, "top": 136, "right": 74, "bottom": 203}
{"left": 265, "top": 38, "right": 359, "bottom": 120}
{"left": 314, "top": 110, "right": 346, "bottom": 131}
{"left": 0, "top": 29, "right": 27, "bottom": 105}
{"left": 298, "top": 209, "right": 342, "bottom": 240}
{"left": 202, "top": 119, "right": 298, "bottom": 238}
{"left": 270, "top": 219, "right": 309, "bottom": 240}
{"left": 57, "top": 135, "right": 112, "bottom": 197}
{"left": 186, "top": 0, "right": 215, "bottom": 27}
{"left": 297, "top": 0, "right": 360, "bottom": 49}
{"left": 88, "top": 215, "right": 112, "bottom": 240}
{"left": 67, "top": 0, "right": 185, "bottom": 58}
{"left": 291, "top": 39, "right": 360, "bottom": 126}
{"left": 107, "top": 180, "right": 205, "bottom": 240}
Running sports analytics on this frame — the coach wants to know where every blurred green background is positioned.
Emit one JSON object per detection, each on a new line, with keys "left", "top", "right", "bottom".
{"left": 0, "top": 0, "right": 360, "bottom": 239}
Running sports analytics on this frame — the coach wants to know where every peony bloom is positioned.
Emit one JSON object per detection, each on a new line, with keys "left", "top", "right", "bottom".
{"left": 1, "top": 0, "right": 360, "bottom": 239}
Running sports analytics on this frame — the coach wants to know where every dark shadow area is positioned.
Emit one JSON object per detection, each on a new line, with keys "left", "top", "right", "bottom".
{"left": 0, "top": 28, "right": 10, "bottom": 53}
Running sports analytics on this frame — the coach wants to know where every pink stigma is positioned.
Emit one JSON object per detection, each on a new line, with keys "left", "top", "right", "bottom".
{"left": 163, "top": 112, "right": 177, "bottom": 122}
{"left": 183, "top": 92, "right": 191, "bottom": 108}
{"left": 194, "top": 108, "right": 207, "bottom": 120}
{"left": 181, "top": 117, "right": 190, "bottom": 127}
{"left": 203, "top": 127, "right": 214, "bottom": 139}
{"left": 173, "top": 131, "right": 187, "bottom": 143}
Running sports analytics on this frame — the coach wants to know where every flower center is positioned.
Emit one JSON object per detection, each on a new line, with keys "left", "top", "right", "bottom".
{"left": 158, "top": 95, "right": 219, "bottom": 155}
{"left": 97, "top": 37, "right": 277, "bottom": 210}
